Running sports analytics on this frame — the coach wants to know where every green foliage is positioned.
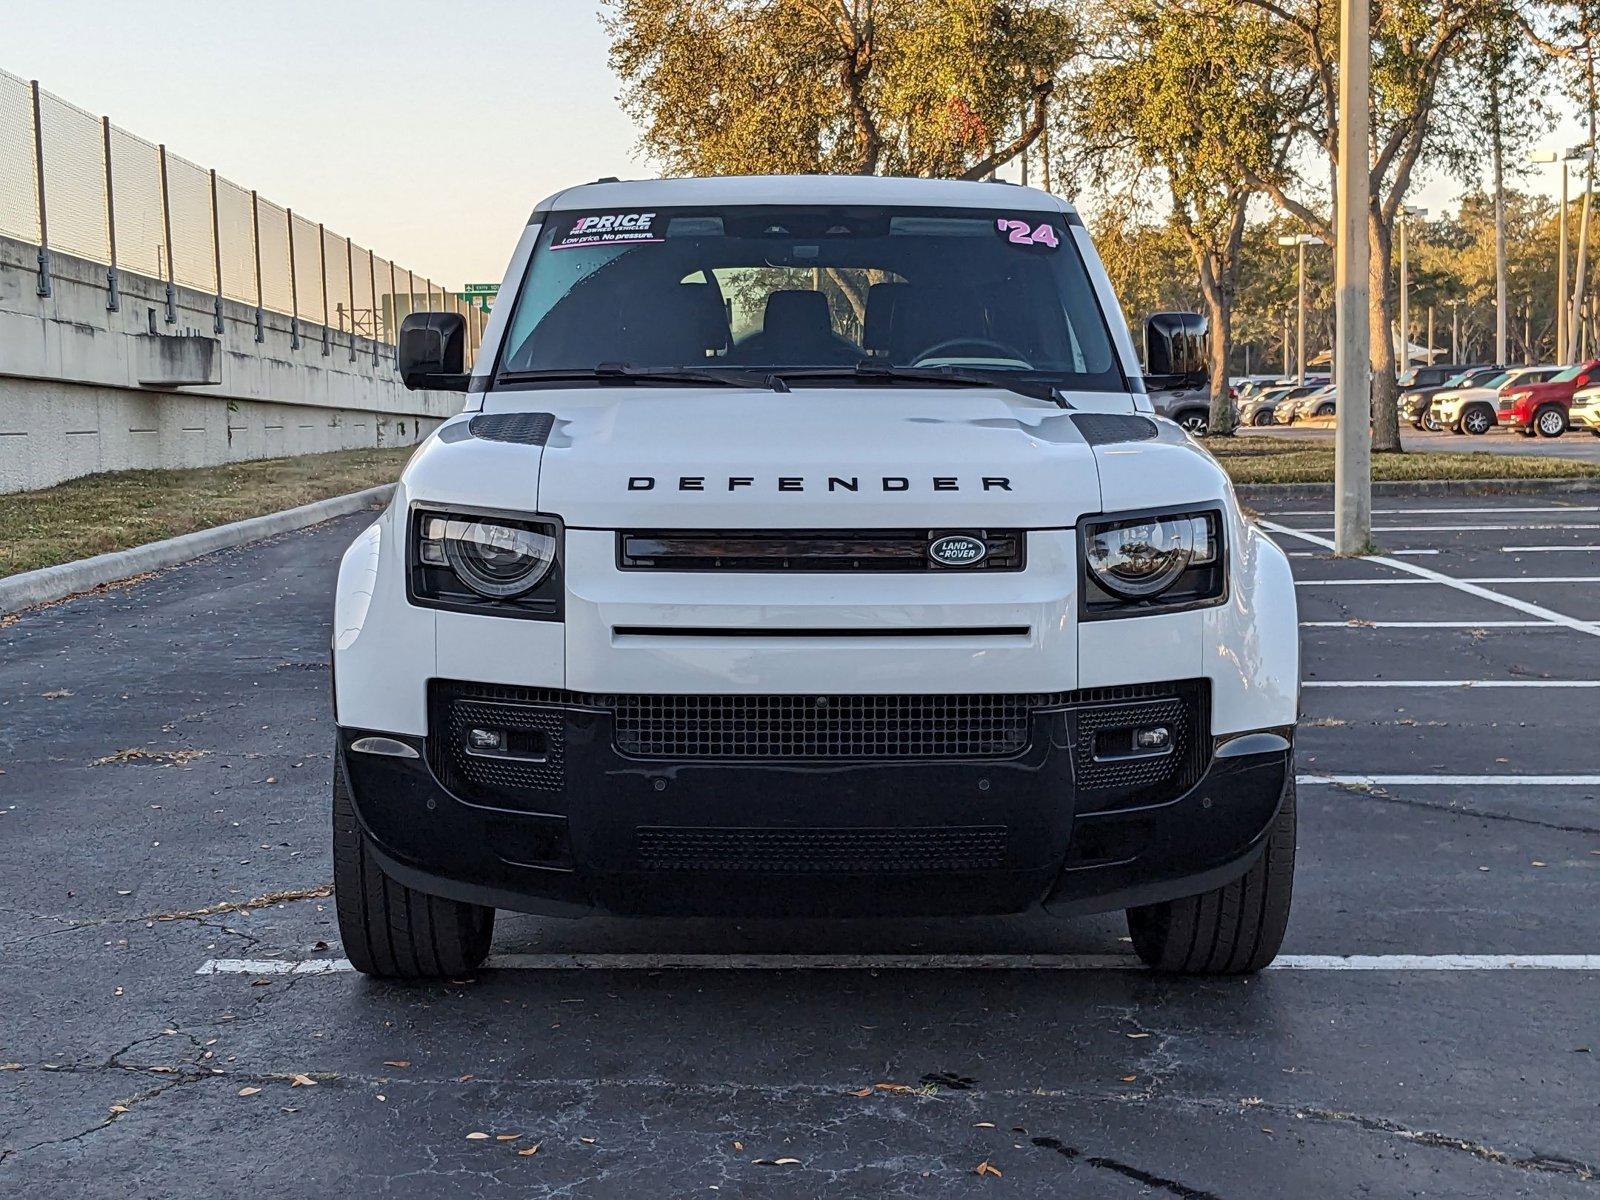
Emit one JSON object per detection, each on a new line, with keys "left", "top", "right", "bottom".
{"left": 604, "top": 0, "right": 1081, "bottom": 178}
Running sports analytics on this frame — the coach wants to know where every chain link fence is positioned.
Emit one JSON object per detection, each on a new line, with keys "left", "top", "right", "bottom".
{"left": 1, "top": 69, "right": 490, "bottom": 364}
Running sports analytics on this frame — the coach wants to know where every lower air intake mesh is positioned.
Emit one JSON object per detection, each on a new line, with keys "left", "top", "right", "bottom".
{"left": 636, "top": 826, "right": 1009, "bottom": 872}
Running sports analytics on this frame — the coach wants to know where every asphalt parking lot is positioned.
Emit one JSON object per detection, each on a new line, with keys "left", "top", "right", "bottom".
{"left": 3, "top": 491, "right": 1599, "bottom": 1198}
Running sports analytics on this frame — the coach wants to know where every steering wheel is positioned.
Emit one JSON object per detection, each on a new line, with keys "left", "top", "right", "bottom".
{"left": 911, "top": 337, "right": 1031, "bottom": 366}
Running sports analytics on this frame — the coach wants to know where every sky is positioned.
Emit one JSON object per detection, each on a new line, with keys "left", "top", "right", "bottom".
{"left": 5, "top": 0, "right": 1584, "bottom": 290}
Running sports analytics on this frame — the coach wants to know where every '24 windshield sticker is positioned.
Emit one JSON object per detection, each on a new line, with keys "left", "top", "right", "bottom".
{"left": 552, "top": 211, "right": 661, "bottom": 250}
{"left": 995, "top": 217, "right": 1060, "bottom": 249}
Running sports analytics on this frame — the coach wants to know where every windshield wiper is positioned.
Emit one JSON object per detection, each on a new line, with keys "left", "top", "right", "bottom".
{"left": 497, "top": 364, "right": 785, "bottom": 391}
{"left": 768, "top": 363, "right": 1070, "bottom": 408}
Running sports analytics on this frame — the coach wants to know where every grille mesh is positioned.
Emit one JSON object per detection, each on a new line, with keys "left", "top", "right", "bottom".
{"left": 428, "top": 681, "right": 1208, "bottom": 776}
{"left": 613, "top": 693, "right": 1031, "bottom": 759}
{"left": 636, "top": 826, "right": 1008, "bottom": 873}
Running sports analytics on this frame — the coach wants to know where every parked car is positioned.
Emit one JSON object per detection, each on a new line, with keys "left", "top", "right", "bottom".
{"left": 1403, "top": 365, "right": 1501, "bottom": 431}
{"left": 1571, "top": 383, "right": 1600, "bottom": 437}
{"left": 1432, "top": 366, "right": 1563, "bottom": 435}
{"left": 1396, "top": 362, "right": 1471, "bottom": 391}
{"left": 1272, "top": 384, "right": 1323, "bottom": 424}
{"left": 336, "top": 173, "right": 1301, "bottom": 979}
{"left": 1501, "top": 360, "right": 1600, "bottom": 437}
{"left": 1293, "top": 383, "right": 1339, "bottom": 421}
{"left": 1239, "top": 384, "right": 1293, "bottom": 426}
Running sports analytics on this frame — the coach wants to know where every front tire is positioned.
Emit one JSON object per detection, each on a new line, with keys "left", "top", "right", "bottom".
{"left": 1422, "top": 411, "right": 1442, "bottom": 432}
{"left": 1461, "top": 406, "right": 1494, "bottom": 435}
{"left": 1253, "top": 409, "right": 1275, "bottom": 427}
{"left": 1535, "top": 405, "right": 1568, "bottom": 437}
{"left": 333, "top": 758, "right": 495, "bottom": 978}
{"left": 1127, "top": 777, "right": 1296, "bottom": 975}
{"left": 1176, "top": 410, "right": 1209, "bottom": 435}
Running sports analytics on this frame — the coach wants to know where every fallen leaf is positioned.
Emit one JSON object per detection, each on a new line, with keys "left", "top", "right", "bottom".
{"left": 874, "top": 1082, "right": 914, "bottom": 1093}
{"left": 774, "top": 1158, "right": 801, "bottom": 1165}
{"left": 496, "top": 1134, "right": 521, "bottom": 1142}
{"left": 109, "top": 1104, "right": 129, "bottom": 1114}
{"left": 848, "top": 1087, "right": 873, "bottom": 1098}
{"left": 973, "top": 1122, "right": 995, "bottom": 1128}
{"left": 41, "top": 690, "right": 72, "bottom": 699}
{"left": 1, "top": 1064, "right": 21, "bottom": 1071}
{"left": 1532, "top": 861, "right": 1547, "bottom": 867}
{"left": 974, "top": 1161, "right": 1003, "bottom": 1178}
{"left": 517, "top": 1144, "right": 541, "bottom": 1157}
{"left": 1125, "top": 1032, "right": 1151, "bottom": 1039}
{"left": 580, "top": 1136, "right": 596, "bottom": 1145}
{"left": 466, "top": 1132, "right": 491, "bottom": 1141}
{"left": 383, "top": 1060, "right": 410, "bottom": 1069}
{"left": 1121, "top": 1075, "right": 1138, "bottom": 1082}
{"left": 237, "top": 1086, "right": 261, "bottom": 1097}
{"left": 290, "top": 1074, "right": 317, "bottom": 1087}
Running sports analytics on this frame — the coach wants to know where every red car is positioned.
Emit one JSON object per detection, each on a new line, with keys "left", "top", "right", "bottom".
{"left": 1501, "top": 360, "right": 1600, "bottom": 437}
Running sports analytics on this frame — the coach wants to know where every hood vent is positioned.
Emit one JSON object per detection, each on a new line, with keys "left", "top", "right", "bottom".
{"left": 468, "top": 411, "right": 555, "bottom": 445}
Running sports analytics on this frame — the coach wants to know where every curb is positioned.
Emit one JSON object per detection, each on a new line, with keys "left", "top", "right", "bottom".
{"left": 1236, "top": 477, "right": 1600, "bottom": 501}
{"left": 0, "top": 484, "right": 394, "bottom": 617}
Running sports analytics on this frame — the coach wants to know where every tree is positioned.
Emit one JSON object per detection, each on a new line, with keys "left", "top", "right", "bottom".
{"left": 1073, "top": 0, "right": 1302, "bottom": 434}
{"left": 1232, "top": 0, "right": 1498, "bottom": 451}
{"left": 604, "top": 0, "right": 1081, "bottom": 180}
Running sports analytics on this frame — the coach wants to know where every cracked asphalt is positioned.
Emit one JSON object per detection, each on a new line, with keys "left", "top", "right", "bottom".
{"left": 3, "top": 490, "right": 1599, "bottom": 1198}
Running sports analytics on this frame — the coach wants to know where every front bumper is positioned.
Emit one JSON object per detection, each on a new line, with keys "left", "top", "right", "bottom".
{"left": 338, "top": 680, "right": 1291, "bottom": 920}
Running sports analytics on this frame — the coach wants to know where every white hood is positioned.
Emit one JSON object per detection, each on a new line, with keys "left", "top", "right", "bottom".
{"left": 480, "top": 387, "right": 1109, "bottom": 528}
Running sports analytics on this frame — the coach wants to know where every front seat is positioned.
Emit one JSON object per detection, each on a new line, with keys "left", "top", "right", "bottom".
{"left": 728, "top": 290, "right": 862, "bottom": 366}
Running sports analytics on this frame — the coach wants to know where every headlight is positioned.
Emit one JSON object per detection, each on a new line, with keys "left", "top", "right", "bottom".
{"left": 1081, "top": 509, "right": 1224, "bottom": 615}
{"left": 410, "top": 508, "right": 563, "bottom": 617}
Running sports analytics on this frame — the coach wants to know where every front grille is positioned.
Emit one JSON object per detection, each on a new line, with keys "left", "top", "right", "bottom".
{"left": 429, "top": 681, "right": 1208, "bottom": 780}
{"left": 612, "top": 693, "right": 1032, "bottom": 759}
{"left": 636, "top": 826, "right": 1008, "bottom": 873}
{"left": 618, "top": 529, "right": 1024, "bottom": 572}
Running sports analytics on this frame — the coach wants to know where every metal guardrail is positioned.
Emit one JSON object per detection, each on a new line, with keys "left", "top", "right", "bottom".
{"left": 0, "top": 69, "right": 488, "bottom": 366}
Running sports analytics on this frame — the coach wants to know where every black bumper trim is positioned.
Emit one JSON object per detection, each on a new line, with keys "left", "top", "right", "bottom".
{"left": 338, "top": 712, "right": 1290, "bottom": 920}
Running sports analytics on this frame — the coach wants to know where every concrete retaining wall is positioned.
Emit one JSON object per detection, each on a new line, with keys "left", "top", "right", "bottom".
{"left": 0, "top": 233, "right": 463, "bottom": 493}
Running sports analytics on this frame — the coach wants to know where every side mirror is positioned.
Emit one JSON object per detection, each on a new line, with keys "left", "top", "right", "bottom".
{"left": 398, "top": 312, "right": 468, "bottom": 391}
{"left": 1144, "top": 311, "right": 1208, "bottom": 379}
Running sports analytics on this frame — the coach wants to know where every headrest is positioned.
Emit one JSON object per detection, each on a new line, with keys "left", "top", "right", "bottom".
{"left": 763, "top": 290, "right": 833, "bottom": 339}
{"left": 863, "top": 282, "right": 910, "bottom": 352}
{"left": 677, "top": 282, "right": 729, "bottom": 352}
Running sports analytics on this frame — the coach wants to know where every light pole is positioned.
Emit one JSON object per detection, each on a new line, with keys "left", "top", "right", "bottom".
{"left": 1398, "top": 206, "right": 1428, "bottom": 373}
{"left": 1451, "top": 299, "right": 1460, "bottom": 362}
{"left": 1566, "top": 146, "right": 1595, "bottom": 363}
{"left": 1531, "top": 150, "right": 1571, "bottom": 361}
{"left": 1278, "top": 233, "right": 1325, "bottom": 386}
{"left": 1334, "top": 0, "right": 1372, "bottom": 555}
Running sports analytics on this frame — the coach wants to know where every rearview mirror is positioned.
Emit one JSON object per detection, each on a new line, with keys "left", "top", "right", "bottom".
{"left": 398, "top": 312, "right": 468, "bottom": 391}
{"left": 1144, "top": 311, "right": 1208, "bottom": 380}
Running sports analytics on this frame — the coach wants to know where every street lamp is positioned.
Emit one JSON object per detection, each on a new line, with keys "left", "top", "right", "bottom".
{"left": 1278, "top": 232, "right": 1325, "bottom": 386}
{"left": 1398, "top": 206, "right": 1428, "bottom": 372}
{"left": 1530, "top": 148, "right": 1594, "bottom": 361}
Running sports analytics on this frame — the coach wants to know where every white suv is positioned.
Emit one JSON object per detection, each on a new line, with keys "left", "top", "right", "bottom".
{"left": 332, "top": 175, "right": 1300, "bottom": 978}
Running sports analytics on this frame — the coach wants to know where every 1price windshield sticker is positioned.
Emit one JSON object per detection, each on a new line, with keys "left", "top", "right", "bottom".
{"left": 553, "top": 212, "right": 661, "bottom": 250}
{"left": 996, "top": 218, "right": 1061, "bottom": 249}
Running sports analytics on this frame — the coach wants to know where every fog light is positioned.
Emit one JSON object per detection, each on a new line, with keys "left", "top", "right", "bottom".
{"left": 468, "top": 727, "right": 506, "bottom": 752}
{"left": 1135, "top": 726, "right": 1171, "bottom": 750}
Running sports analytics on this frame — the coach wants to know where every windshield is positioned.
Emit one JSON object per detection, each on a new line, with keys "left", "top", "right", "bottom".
{"left": 1480, "top": 371, "right": 1513, "bottom": 388}
{"left": 1551, "top": 364, "right": 1589, "bottom": 383}
{"left": 496, "top": 205, "right": 1125, "bottom": 392}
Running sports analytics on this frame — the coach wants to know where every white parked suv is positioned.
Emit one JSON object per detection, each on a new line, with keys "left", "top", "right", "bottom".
{"left": 332, "top": 175, "right": 1300, "bottom": 978}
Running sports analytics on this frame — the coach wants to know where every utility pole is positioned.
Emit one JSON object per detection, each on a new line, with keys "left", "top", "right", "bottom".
{"left": 1398, "top": 206, "right": 1427, "bottom": 373}
{"left": 1491, "top": 74, "right": 1508, "bottom": 365}
{"left": 1568, "top": 145, "right": 1595, "bottom": 363}
{"left": 1427, "top": 306, "right": 1435, "bottom": 364}
{"left": 1334, "top": 0, "right": 1372, "bottom": 555}
{"left": 1279, "top": 233, "right": 1324, "bottom": 386}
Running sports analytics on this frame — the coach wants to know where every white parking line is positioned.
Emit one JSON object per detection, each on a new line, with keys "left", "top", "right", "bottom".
{"left": 1258, "top": 519, "right": 1600, "bottom": 638}
{"left": 1304, "top": 679, "right": 1600, "bottom": 688}
{"left": 1274, "top": 507, "right": 1600, "bottom": 516}
{"left": 1300, "top": 772, "right": 1600, "bottom": 786}
{"left": 1296, "top": 576, "right": 1600, "bottom": 585}
{"left": 195, "top": 953, "right": 1600, "bottom": 974}
{"left": 1390, "top": 549, "right": 1440, "bottom": 556}
{"left": 1299, "top": 620, "right": 1555, "bottom": 629}
{"left": 1503, "top": 545, "right": 1600, "bottom": 552}
{"left": 1293, "top": 524, "right": 1600, "bottom": 533}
